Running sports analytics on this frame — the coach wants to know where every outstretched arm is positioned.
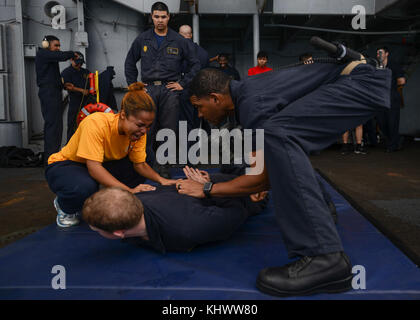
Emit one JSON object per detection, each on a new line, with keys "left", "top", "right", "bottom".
{"left": 133, "top": 162, "right": 176, "bottom": 186}
{"left": 43, "top": 50, "right": 76, "bottom": 62}
{"left": 210, "top": 167, "right": 269, "bottom": 197}
{"left": 177, "top": 150, "right": 270, "bottom": 198}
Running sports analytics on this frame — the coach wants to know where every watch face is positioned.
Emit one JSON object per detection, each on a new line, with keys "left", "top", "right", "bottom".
{"left": 204, "top": 182, "right": 213, "bottom": 194}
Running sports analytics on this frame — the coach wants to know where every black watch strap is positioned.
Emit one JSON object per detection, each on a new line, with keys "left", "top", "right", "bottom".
{"left": 203, "top": 182, "right": 213, "bottom": 198}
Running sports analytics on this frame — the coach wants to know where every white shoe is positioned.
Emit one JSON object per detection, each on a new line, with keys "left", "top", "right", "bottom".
{"left": 54, "top": 197, "right": 80, "bottom": 228}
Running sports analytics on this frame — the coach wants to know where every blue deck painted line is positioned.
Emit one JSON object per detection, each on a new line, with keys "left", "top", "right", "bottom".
{"left": 0, "top": 170, "right": 419, "bottom": 300}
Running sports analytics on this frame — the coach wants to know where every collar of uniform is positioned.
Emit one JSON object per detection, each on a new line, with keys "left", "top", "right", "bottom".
{"left": 69, "top": 65, "right": 88, "bottom": 74}
{"left": 166, "top": 28, "right": 179, "bottom": 41}
{"left": 229, "top": 80, "right": 241, "bottom": 124}
{"left": 144, "top": 27, "right": 177, "bottom": 42}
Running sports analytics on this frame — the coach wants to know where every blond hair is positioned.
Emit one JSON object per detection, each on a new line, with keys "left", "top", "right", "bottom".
{"left": 83, "top": 187, "right": 144, "bottom": 232}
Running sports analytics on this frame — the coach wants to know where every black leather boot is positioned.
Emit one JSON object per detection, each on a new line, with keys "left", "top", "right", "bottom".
{"left": 256, "top": 251, "right": 353, "bottom": 297}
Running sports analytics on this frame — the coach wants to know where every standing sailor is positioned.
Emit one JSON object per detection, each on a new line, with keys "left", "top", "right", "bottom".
{"left": 61, "top": 51, "right": 90, "bottom": 141}
{"left": 177, "top": 59, "right": 391, "bottom": 296}
{"left": 124, "top": 2, "right": 200, "bottom": 177}
{"left": 35, "top": 35, "right": 78, "bottom": 164}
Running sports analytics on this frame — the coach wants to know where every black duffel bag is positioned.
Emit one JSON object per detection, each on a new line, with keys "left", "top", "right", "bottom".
{"left": 0, "top": 146, "right": 43, "bottom": 167}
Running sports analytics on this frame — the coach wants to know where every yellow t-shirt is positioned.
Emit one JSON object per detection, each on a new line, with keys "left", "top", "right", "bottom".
{"left": 48, "top": 112, "right": 147, "bottom": 165}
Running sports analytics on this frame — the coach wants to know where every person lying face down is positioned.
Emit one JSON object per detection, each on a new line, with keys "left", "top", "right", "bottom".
{"left": 83, "top": 172, "right": 268, "bottom": 253}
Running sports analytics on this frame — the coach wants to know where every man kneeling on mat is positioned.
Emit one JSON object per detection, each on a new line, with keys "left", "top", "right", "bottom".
{"left": 83, "top": 171, "right": 268, "bottom": 252}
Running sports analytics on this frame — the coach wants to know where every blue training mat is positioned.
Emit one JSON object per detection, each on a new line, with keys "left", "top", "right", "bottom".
{"left": 0, "top": 169, "right": 419, "bottom": 300}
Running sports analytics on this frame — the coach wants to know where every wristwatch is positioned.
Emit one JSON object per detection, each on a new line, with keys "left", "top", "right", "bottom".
{"left": 203, "top": 182, "right": 213, "bottom": 198}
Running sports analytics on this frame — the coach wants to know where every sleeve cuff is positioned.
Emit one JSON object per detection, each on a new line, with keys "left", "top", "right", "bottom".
{"left": 76, "top": 152, "right": 103, "bottom": 163}
{"left": 179, "top": 80, "right": 186, "bottom": 89}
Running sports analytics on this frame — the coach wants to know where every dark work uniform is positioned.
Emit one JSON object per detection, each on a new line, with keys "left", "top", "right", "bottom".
{"left": 125, "top": 174, "right": 266, "bottom": 252}
{"left": 124, "top": 28, "right": 201, "bottom": 157}
{"left": 219, "top": 65, "right": 241, "bottom": 81}
{"left": 35, "top": 48, "right": 75, "bottom": 162}
{"left": 180, "top": 40, "right": 210, "bottom": 136}
{"left": 229, "top": 62, "right": 391, "bottom": 258}
{"left": 61, "top": 65, "right": 90, "bottom": 142}
{"left": 377, "top": 61, "right": 406, "bottom": 151}
{"left": 98, "top": 66, "right": 118, "bottom": 112}
{"left": 182, "top": 42, "right": 209, "bottom": 72}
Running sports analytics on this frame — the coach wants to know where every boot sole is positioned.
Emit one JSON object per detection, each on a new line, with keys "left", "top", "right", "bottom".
{"left": 256, "top": 275, "right": 353, "bottom": 297}
{"left": 56, "top": 216, "right": 79, "bottom": 228}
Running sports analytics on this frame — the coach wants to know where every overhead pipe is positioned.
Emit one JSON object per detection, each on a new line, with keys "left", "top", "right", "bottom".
{"left": 252, "top": 1, "right": 266, "bottom": 66}
{"left": 15, "top": 0, "right": 29, "bottom": 147}
{"left": 253, "top": 13, "right": 260, "bottom": 66}
{"left": 76, "top": 0, "right": 88, "bottom": 58}
{"left": 189, "top": 0, "right": 200, "bottom": 44}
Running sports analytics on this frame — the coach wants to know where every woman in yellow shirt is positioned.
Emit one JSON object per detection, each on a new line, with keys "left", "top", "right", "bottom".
{"left": 45, "top": 82, "right": 176, "bottom": 227}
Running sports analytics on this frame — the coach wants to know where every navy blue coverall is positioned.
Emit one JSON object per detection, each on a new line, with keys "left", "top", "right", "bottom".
{"left": 35, "top": 48, "right": 75, "bottom": 161}
{"left": 230, "top": 62, "right": 391, "bottom": 258}
{"left": 179, "top": 40, "right": 210, "bottom": 134}
{"left": 377, "top": 61, "right": 405, "bottom": 150}
{"left": 219, "top": 65, "right": 241, "bottom": 81}
{"left": 61, "top": 65, "right": 90, "bottom": 142}
{"left": 124, "top": 28, "right": 201, "bottom": 154}
{"left": 125, "top": 173, "right": 266, "bottom": 253}
{"left": 365, "top": 60, "right": 406, "bottom": 150}
{"left": 98, "top": 66, "right": 118, "bottom": 112}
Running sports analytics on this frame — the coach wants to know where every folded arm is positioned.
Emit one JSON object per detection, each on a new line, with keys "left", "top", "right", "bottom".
{"left": 64, "top": 83, "right": 88, "bottom": 95}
